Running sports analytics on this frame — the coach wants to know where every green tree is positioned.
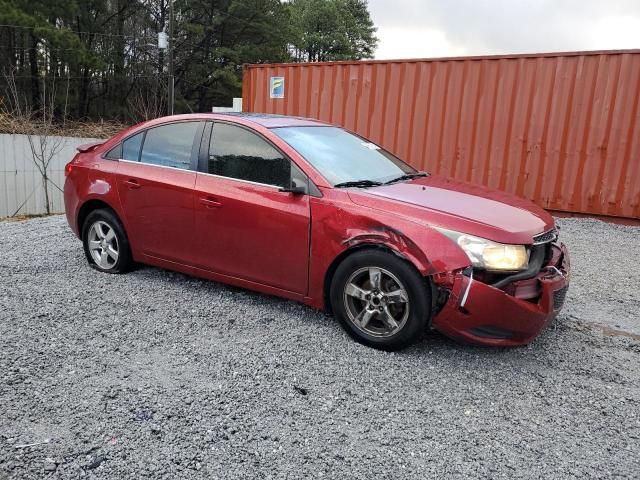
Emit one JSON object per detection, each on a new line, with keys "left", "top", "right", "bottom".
{"left": 175, "top": 0, "right": 292, "bottom": 112}
{"left": 0, "top": 0, "right": 379, "bottom": 120}
{"left": 288, "top": 0, "right": 378, "bottom": 62}
{"left": 0, "top": 0, "right": 145, "bottom": 118}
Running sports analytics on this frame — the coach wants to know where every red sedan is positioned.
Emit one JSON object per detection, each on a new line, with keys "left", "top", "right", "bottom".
{"left": 64, "top": 113, "right": 570, "bottom": 350}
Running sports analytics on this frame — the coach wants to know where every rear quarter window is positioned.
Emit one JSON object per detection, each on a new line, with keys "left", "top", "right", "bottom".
{"left": 104, "top": 144, "right": 121, "bottom": 160}
{"left": 122, "top": 132, "right": 144, "bottom": 162}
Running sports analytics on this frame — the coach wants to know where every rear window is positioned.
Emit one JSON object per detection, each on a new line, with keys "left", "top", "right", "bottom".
{"left": 140, "top": 122, "right": 201, "bottom": 170}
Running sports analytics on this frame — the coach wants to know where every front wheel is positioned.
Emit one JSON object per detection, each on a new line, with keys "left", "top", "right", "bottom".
{"left": 330, "top": 249, "right": 431, "bottom": 350}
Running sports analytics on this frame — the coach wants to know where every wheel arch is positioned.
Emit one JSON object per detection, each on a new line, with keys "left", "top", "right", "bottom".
{"left": 77, "top": 199, "right": 121, "bottom": 235}
{"left": 323, "top": 243, "right": 430, "bottom": 314}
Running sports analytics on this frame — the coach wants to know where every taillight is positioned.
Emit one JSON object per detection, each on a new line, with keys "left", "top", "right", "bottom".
{"left": 65, "top": 153, "right": 81, "bottom": 177}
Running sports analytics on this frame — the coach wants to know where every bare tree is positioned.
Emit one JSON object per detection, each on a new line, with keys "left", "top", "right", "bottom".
{"left": 127, "top": 83, "right": 167, "bottom": 122}
{"left": 2, "top": 68, "right": 69, "bottom": 215}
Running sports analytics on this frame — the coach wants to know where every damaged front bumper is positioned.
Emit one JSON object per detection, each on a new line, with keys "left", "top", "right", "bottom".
{"left": 432, "top": 241, "right": 570, "bottom": 346}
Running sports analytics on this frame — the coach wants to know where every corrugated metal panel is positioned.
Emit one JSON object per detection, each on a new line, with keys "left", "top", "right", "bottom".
{"left": 0, "top": 134, "right": 101, "bottom": 217}
{"left": 243, "top": 50, "right": 640, "bottom": 219}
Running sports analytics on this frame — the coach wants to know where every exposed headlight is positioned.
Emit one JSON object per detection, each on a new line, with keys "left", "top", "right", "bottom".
{"left": 434, "top": 227, "right": 529, "bottom": 272}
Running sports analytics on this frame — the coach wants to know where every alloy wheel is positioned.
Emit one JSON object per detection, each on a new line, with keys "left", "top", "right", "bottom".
{"left": 343, "top": 266, "right": 410, "bottom": 338}
{"left": 87, "top": 220, "right": 119, "bottom": 270}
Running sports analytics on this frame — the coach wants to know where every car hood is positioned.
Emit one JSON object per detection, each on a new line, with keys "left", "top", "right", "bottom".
{"left": 347, "top": 175, "right": 555, "bottom": 245}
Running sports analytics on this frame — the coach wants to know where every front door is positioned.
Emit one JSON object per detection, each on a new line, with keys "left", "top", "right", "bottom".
{"left": 193, "top": 122, "right": 311, "bottom": 295}
{"left": 116, "top": 121, "right": 203, "bottom": 265}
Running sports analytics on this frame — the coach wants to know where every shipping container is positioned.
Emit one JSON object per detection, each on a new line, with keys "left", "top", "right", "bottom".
{"left": 243, "top": 50, "right": 640, "bottom": 220}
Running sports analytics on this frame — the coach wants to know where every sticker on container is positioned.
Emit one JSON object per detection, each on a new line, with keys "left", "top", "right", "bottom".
{"left": 270, "top": 76, "right": 285, "bottom": 99}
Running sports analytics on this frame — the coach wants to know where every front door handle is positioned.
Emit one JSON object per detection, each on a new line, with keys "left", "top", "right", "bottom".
{"left": 124, "top": 179, "right": 141, "bottom": 190}
{"left": 199, "top": 197, "right": 222, "bottom": 208}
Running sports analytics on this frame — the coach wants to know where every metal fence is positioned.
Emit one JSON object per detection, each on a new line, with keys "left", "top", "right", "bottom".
{"left": 0, "top": 134, "right": 101, "bottom": 217}
{"left": 243, "top": 50, "right": 640, "bottom": 220}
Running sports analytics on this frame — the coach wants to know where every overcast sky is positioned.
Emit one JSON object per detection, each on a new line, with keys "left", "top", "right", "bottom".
{"left": 369, "top": 0, "right": 640, "bottom": 59}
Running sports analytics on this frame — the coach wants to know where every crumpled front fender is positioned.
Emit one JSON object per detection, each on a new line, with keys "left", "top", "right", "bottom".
{"left": 305, "top": 195, "right": 471, "bottom": 310}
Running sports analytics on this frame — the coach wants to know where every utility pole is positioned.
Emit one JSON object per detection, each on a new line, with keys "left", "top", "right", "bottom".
{"left": 168, "top": 0, "right": 174, "bottom": 115}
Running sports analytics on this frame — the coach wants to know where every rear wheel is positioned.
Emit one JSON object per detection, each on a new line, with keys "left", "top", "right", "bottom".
{"left": 330, "top": 249, "right": 431, "bottom": 350}
{"left": 82, "top": 208, "right": 133, "bottom": 274}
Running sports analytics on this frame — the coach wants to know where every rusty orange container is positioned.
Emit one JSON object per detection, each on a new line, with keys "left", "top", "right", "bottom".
{"left": 243, "top": 50, "right": 640, "bottom": 219}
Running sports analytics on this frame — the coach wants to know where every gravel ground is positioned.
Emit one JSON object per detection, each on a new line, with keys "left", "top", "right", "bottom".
{"left": 0, "top": 215, "right": 639, "bottom": 479}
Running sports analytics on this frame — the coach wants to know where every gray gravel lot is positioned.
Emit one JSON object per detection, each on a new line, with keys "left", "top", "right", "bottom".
{"left": 0, "top": 215, "right": 639, "bottom": 479}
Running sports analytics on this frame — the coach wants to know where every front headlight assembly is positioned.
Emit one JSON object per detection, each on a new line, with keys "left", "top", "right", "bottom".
{"left": 434, "top": 227, "right": 529, "bottom": 272}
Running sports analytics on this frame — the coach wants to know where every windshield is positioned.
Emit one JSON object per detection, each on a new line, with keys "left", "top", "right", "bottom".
{"left": 272, "top": 126, "right": 417, "bottom": 186}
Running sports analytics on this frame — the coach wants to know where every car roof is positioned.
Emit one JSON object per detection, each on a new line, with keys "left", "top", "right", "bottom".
{"left": 107, "top": 113, "right": 333, "bottom": 148}
{"left": 146, "top": 112, "right": 329, "bottom": 129}
{"left": 214, "top": 112, "right": 329, "bottom": 128}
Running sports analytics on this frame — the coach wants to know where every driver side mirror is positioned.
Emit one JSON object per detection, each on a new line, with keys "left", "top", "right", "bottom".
{"left": 279, "top": 179, "right": 307, "bottom": 194}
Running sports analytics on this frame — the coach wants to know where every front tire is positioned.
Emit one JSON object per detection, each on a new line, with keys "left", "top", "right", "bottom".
{"left": 330, "top": 249, "right": 431, "bottom": 350}
{"left": 82, "top": 208, "right": 133, "bottom": 274}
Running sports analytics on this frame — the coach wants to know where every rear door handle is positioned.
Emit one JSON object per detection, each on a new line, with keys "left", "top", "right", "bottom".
{"left": 124, "top": 179, "right": 141, "bottom": 190}
{"left": 199, "top": 196, "right": 222, "bottom": 208}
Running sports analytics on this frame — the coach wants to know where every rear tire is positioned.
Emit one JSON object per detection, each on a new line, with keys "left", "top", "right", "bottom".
{"left": 330, "top": 249, "right": 431, "bottom": 351}
{"left": 82, "top": 208, "right": 133, "bottom": 274}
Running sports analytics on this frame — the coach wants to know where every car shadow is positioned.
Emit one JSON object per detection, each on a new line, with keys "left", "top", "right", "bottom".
{"left": 128, "top": 264, "right": 567, "bottom": 357}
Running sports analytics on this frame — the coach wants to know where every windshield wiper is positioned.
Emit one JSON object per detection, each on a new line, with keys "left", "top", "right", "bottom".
{"left": 383, "top": 172, "right": 428, "bottom": 185}
{"left": 334, "top": 179, "right": 383, "bottom": 188}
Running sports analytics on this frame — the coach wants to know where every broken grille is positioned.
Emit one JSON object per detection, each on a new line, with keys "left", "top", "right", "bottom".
{"left": 553, "top": 285, "right": 569, "bottom": 310}
{"left": 533, "top": 228, "right": 558, "bottom": 245}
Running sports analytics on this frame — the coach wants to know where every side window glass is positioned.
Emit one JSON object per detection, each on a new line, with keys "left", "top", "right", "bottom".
{"left": 140, "top": 122, "right": 201, "bottom": 170}
{"left": 122, "top": 132, "right": 144, "bottom": 161}
{"left": 209, "top": 123, "right": 290, "bottom": 188}
{"left": 104, "top": 144, "right": 121, "bottom": 160}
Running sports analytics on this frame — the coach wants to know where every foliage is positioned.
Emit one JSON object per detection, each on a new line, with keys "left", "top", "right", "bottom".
{"left": 288, "top": 0, "right": 378, "bottom": 62}
{"left": 0, "top": 0, "right": 378, "bottom": 121}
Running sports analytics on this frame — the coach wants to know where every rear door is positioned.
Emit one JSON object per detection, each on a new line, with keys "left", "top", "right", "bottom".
{"left": 193, "top": 121, "right": 311, "bottom": 294}
{"left": 116, "top": 121, "right": 204, "bottom": 265}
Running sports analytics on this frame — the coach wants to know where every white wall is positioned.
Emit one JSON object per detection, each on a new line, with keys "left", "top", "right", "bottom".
{"left": 211, "top": 97, "right": 243, "bottom": 113}
{"left": 0, "top": 133, "right": 102, "bottom": 217}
